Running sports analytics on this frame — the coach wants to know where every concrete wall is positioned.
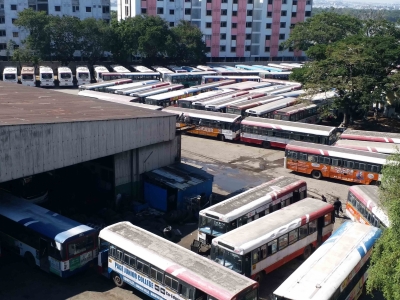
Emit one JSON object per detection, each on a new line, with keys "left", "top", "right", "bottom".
{"left": 0, "top": 116, "right": 176, "bottom": 183}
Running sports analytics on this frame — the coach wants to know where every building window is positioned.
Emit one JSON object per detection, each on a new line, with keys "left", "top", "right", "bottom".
{"left": 281, "top": 10, "right": 287, "bottom": 16}
{"left": 206, "top": 10, "right": 211, "bottom": 16}
{"left": 125, "top": 6, "right": 129, "bottom": 15}
{"left": 220, "top": 46, "right": 226, "bottom": 51}
{"left": 205, "top": 35, "right": 211, "bottom": 40}
{"left": 245, "top": 45, "right": 250, "bottom": 51}
{"left": 206, "top": 46, "right": 210, "bottom": 52}
{"left": 207, "top": 0, "right": 211, "bottom": 3}
{"left": 170, "top": 0, "right": 174, "bottom": 1}
{"left": 267, "top": 12, "right": 272, "bottom": 17}
{"left": 289, "top": 47, "right": 294, "bottom": 52}
{"left": 247, "top": 10, "right": 252, "bottom": 16}
{"left": 170, "top": 9, "right": 175, "bottom": 15}
{"left": 293, "top": 0, "right": 298, "bottom": 5}
{"left": 157, "top": 7, "right": 164, "bottom": 14}
{"left": 86, "top": 6, "right": 91, "bottom": 12}
{"left": 169, "top": 22, "right": 174, "bottom": 27}
{"left": 13, "top": 32, "right": 18, "bottom": 37}
{"left": 220, "top": 33, "right": 226, "bottom": 40}
{"left": 306, "top": 0, "right": 311, "bottom": 4}
{"left": 11, "top": 4, "right": 17, "bottom": 10}
{"left": 220, "top": 21, "right": 227, "bottom": 27}
{"left": 265, "top": 47, "right": 270, "bottom": 52}
{"left": 305, "top": 11, "right": 311, "bottom": 17}
{"left": 280, "top": 22, "right": 286, "bottom": 28}
{"left": 125, "top": 0, "right": 129, "bottom": 3}
{"left": 0, "top": 43, "right": 6, "bottom": 50}
{"left": 246, "top": 34, "right": 251, "bottom": 40}
{"left": 221, "top": 0, "right": 227, "bottom": 3}
{"left": 283, "top": 0, "right": 287, "bottom": 3}
{"left": 206, "top": 22, "right": 211, "bottom": 28}
{"left": 246, "top": 22, "right": 252, "bottom": 28}
{"left": 12, "top": 19, "right": 17, "bottom": 24}
{"left": 248, "top": 0, "right": 253, "bottom": 3}
{"left": 55, "top": 6, "right": 61, "bottom": 11}
{"left": 292, "top": 12, "right": 297, "bottom": 17}
{"left": 0, "top": 17, "right": 5, "bottom": 24}
{"left": 184, "top": 8, "right": 190, "bottom": 14}
{"left": 231, "top": 47, "right": 236, "bottom": 52}
{"left": 265, "top": 35, "right": 271, "bottom": 40}
{"left": 103, "top": 6, "right": 110, "bottom": 13}
{"left": 0, "top": 30, "right": 5, "bottom": 36}
{"left": 141, "top": 8, "right": 147, "bottom": 13}
{"left": 232, "top": 11, "right": 237, "bottom": 16}
{"left": 14, "top": 44, "right": 19, "bottom": 50}
{"left": 232, "top": 35, "right": 236, "bottom": 40}
{"left": 232, "top": 23, "right": 237, "bottom": 28}
{"left": 73, "top": 6, "right": 79, "bottom": 12}
{"left": 266, "top": 23, "right": 271, "bottom": 29}
{"left": 279, "top": 33, "right": 285, "bottom": 39}
{"left": 268, "top": 0, "right": 273, "bottom": 4}
{"left": 221, "top": 9, "right": 227, "bottom": 15}
{"left": 233, "top": 0, "right": 238, "bottom": 3}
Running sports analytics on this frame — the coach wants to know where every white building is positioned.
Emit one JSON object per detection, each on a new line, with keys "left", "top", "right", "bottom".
{"left": 0, "top": 0, "right": 111, "bottom": 59}
{"left": 118, "top": 0, "right": 312, "bottom": 62}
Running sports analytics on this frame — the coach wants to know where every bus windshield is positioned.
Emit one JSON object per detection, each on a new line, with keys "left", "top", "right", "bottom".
{"left": 42, "top": 73, "right": 53, "bottom": 79}
{"left": 60, "top": 73, "right": 72, "bottom": 79}
{"left": 79, "top": 73, "right": 89, "bottom": 79}
{"left": 212, "top": 245, "right": 243, "bottom": 273}
{"left": 5, "top": 74, "right": 16, "bottom": 80}
{"left": 67, "top": 233, "right": 96, "bottom": 258}
{"left": 22, "top": 74, "right": 34, "bottom": 80}
{"left": 199, "top": 216, "right": 232, "bottom": 236}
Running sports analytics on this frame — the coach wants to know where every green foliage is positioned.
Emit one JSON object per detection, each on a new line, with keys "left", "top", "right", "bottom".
{"left": 313, "top": 7, "right": 400, "bottom": 23}
{"left": 80, "top": 18, "right": 110, "bottom": 67}
{"left": 367, "top": 151, "right": 400, "bottom": 300}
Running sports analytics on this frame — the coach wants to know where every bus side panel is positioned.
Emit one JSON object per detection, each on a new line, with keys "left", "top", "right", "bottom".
{"left": 187, "top": 127, "right": 220, "bottom": 138}
{"left": 345, "top": 203, "right": 369, "bottom": 225}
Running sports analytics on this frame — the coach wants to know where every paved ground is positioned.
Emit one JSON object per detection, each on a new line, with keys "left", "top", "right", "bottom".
{"left": 0, "top": 130, "right": 365, "bottom": 300}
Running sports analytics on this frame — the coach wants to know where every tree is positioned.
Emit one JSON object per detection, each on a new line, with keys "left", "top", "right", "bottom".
{"left": 109, "top": 17, "right": 139, "bottom": 63}
{"left": 48, "top": 16, "right": 81, "bottom": 65}
{"left": 11, "top": 46, "right": 41, "bottom": 71}
{"left": 6, "top": 40, "right": 16, "bottom": 61}
{"left": 367, "top": 151, "right": 400, "bottom": 300}
{"left": 111, "top": 10, "right": 118, "bottom": 22}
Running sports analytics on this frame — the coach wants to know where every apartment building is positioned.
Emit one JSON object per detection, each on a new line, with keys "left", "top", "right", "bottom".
{"left": 0, "top": 0, "right": 111, "bottom": 60}
{"left": 119, "top": 0, "right": 312, "bottom": 61}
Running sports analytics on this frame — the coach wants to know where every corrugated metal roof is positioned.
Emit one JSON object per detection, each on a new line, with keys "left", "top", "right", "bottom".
{"left": 0, "top": 81, "right": 171, "bottom": 125}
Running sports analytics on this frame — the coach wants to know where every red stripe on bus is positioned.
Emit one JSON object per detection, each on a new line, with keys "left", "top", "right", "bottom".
{"left": 341, "top": 134, "right": 390, "bottom": 143}
{"left": 286, "top": 144, "right": 323, "bottom": 155}
{"left": 308, "top": 204, "right": 334, "bottom": 222}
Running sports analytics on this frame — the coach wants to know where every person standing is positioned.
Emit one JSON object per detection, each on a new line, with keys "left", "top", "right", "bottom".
{"left": 321, "top": 195, "right": 327, "bottom": 202}
{"left": 333, "top": 198, "right": 343, "bottom": 216}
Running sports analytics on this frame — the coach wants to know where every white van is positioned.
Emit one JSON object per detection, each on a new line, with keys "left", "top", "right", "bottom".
{"left": 21, "top": 66, "right": 36, "bottom": 86}
{"left": 57, "top": 66, "right": 73, "bottom": 86}
{"left": 94, "top": 65, "right": 109, "bottom": 82}
{"left": 76, "top": 66, "right": 91, "bottom": 85}
{"left": 3, "top": 67, "right": 18, "bottom": 83}
{"left": 39, "top": 66, "right": 55, "bottom": 87}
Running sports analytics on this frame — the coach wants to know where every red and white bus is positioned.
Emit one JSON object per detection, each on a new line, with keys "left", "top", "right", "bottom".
{"left": 198, "top": 176, "right": 307, "bottom": 245}
{"left": 202, "top": 76, "right": 261, "bottom": 84}
{"left": 334, "top": 139, "right": 397, "bottom": 154}
{"left": 245, "top": 97, "right": 299, "bottom": 118}
{"left": 191, "top": 91, "right": 250, "bottom": 110}
{"left": 217, "top": 81, "right": 273, "bottom": 91}
{"left": 340, "top": 129, "right": 400, "bottom": 144}
{"left": 274, "top": 102, "right": 319, "bottom": 123}
{"left": 205, "top": 93, "right": 266, "bottom": 113}
{"left": 177, "top": 89, "right": 236, "bottom": 109}
{"left": 241, "top": 118, "right": 338, "bottom": 149}
{"left": 211, "top": 198, "right": 335, "bottom": 281}
{"left": 285, "top": 141, "right": 388, "bottom": 184}
{"left": 346, "top": 185, "right": 389, "bottom": 228}
{"left": 226, "top": 95, "right": 284, "bottom": 116}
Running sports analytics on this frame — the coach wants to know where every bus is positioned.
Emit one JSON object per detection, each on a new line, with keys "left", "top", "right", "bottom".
{"left": 0, "top": 191, "right": 98, "bottom": 277}
{"left": 132, "top": 84, "right": 184, "bottom": 102}
{"left": 110, "top": 65, "right": 130, "bottom": 73}
{"left": 268, "top": 64, "right": 289, "bottom": 71}
{"left": 278, "top": 90, "right": 306, "bottom": 98}
{"left": 181, "top": 66, "right": 202, "bottom": 72}
{"left": 191, "top": 91, "right": 250, "bottom": 110}
{"left": 131, "top": 65, "right": 153, "bottom": 73}
{"left": 168, "top": 65, "right": 188, "bottom": 73}
{"left": 76, "top": 66, "right": 91, "bottom": 86}
{"left": 346, "top": 185, "right": 389, "bottom": 228}
{"left": 273, "top": 221, "right": 382, "bottom": 300}
{"left": 284, "top": 141, "right": 387, "bottom": 184}
{"left": 202, "top": 76, "right": 261, "bottom": 84}
{"left": 113, "top": 82, "right": 170, "bottom": 95}
{"left": 211, "top": 198, "right": 335, "bottom": 281}
{"left": 274, "top": 102, "right": 319, "bottom": 123}
{"left": 261, "top": 72, "right": 292, "bottom": 80}
{"left": 164, "top": 71, "right": 216, "bottom": 87}
{"left": 145, "top": 87, "right": 201, "bottom": 107}
{"left": 193, "top": 79, "right": 236, "bottom": 91}
{"left": 98, "top": 222, "right": 259, "bottom": 300}
{"left": 21, "top": 66, "right": 36, "bottom": 87}
{"left": 241, "top": 117, "right": 338, "bottom": 149}
{"left": 245, "top": 85, "right": 284, "bottom": 95}
{"left": 234, "top": 65, "right": 263, "bottom": 71}
{"left": 253, "top": 65, "right": 285, "bottom": 72}
{"left": 164, "top": 107, "right": 242, "bottom": 141}
{"left": 94, "top": 65, "right": 109, "bottom": 82}
{"left": 245, "top": 97, "right": 299, "bottom": 118}
{"left": 39, "top": 66, "right": 55, "bottom": 87}
{"left": 340, "top": 129, "right": 400, "bottom": 144}
{"left": 197, "top": 65, "right": 215, "bottom": 71}
{"left": 101, "top": 72, "right": 161, "bottom": 82}
{"left": 57, "top": 67, "right": 73, "bottom": 87}
{"left": 2, "top": 66, "right": 18, "bottom": 83}
{"left": 334, "top": 139, "right": 397, "bottom": 154}
{"left": 226, "top": 95, "right": 284, "bottom": 116}
{"left": 177, "top": 89, "right": 234, "bottom": 109}
{"left": 198, "top": 176, "right": 307, "bottom": 245}
{"left": 78, "top": 79, "right": 133, "bottom": 92}
{"left": 216, "top": 71, "right": 262, "bottom": 77}
{"left": 105, "top": 80, "right": 160, "bottom": 94}
{"left": 219, "top": 81, "right": 273, "bottom": 91}
{"left": 205, "top": 93, "right": 266, "bottom": 113}
{"left": 152, "top": 66, "right": 173, "bottom": 80}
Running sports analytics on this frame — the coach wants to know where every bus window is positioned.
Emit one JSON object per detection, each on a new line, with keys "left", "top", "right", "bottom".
{"left": 179, "top": 283, "right": 194, "bottom": 299}
{"left": 288, "top": 229, "right": 298, "bottom": 245}
{"left": 267, "top": 240, "right": 277, "bottom": 256}
{"left": 331, "top": 159, "right": 341, "bottom": 166}
{"left": 324, "top": 214, "right": 332, "bottom": 226}
{"left": 298, "top": 224, "right": 308, "bottom": 239}
{"left": 309, "top": 220, "right": 317, "bottom": 234}
{"left": 278, "top": 234, "right": 288, "bottom": 250}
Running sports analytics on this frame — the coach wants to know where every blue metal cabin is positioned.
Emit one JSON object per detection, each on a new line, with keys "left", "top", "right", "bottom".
{"left": 143, "top": 163, "right": 213, "bottom": 212}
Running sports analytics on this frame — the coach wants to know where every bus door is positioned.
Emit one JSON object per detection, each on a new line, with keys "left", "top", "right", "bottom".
{"left": 39, "top": 238, "right": 50, "bottom": 272}
{"left": 316, "top": 216, "right": 325, "bottom": 247}
{"left": 292, "top": 190, "right": 300, "bottom": 203}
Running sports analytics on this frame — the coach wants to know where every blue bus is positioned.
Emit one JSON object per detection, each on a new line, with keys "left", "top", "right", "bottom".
{"left": 0, "top": 190, "right": 98, "bottom": 277}
{"left": 253, "top": 65, "right": 284, "bottom": 72}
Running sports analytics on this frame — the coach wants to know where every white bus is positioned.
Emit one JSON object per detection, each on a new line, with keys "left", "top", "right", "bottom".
{"left": 39, "top": 66, "right": 55, "bottom": 87}
{"left": 102, "top": 72, "right": 161, "bottom": 82}
{"left": 76, "top": 66, "right": 91, "bottom": 86}
{"left": 2, "top": 66, "right": 18, "bottom": 83}
{"left": 273, "top": 221, "right": 382, "bottom": 300}
{"left": 98, "top": 222, "right": 259, "bottom": 300}
{"left": 152, "top": 66, "right": 173, "bottom": 80}
{"left": 103, "top": 80, "right": 160, "bottom": 94}
{"left": 94, "top": 65, "right": 109, "bottom": 82}
{"left": 116, "top": 82, "right": 169, "bottom": 95}
{"left": 132, "top": 84, "right": 184, "bottom": 102}
{"left": 197, "top": 65, "right": 215, "bottom": 71}
{"left": 177, "top": 89, "right": 235, "bottom": 109}
{"left": 198, "top": 176, "right": 307, "bottom": 245}
{"left": 340, "top": 128, "right": 400, "bottom": 144}
{"left": 131, "top": 65, "right": 153, "bottom": 73}
{"left": 218, "top": 81, "right": 273, "bottom": 91}
{"left": 268, "top": 63, "right": 289, "bottom": 71}
{"left": 191, "top": 91, "right": 250, "bottom": 110}
{"left": 57, "top": 67, "right": 73, "bottom": 87}
{"left": 245, "top": 97, "right": 299, "bottom": 118}
{"left": 110, "top": 65, "right": 130, "bottom": 73}
{"left": 226, "top": 95, "right": 284, "bottom": 116}
{"left": 21, "top": 66, "right": 36, "bottom": 86}
{"left": 202, "top": 76, "right": 261, "bottom": 84}
{"left": 205, "top": 93, "right": 265, "bottom": 113}
{"left": 144, "top": 87, "right": 201, "bottom": 107}
{"left": 79, "top": 78, "right": 133, "bottom": 92}
{"left": 211, "top": 198, "right": 335, "bottom": 281}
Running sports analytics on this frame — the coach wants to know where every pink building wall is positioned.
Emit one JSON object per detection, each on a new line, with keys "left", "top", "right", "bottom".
{"left": 235, "top": 0, "right": 247, "bottom": 57}
{"left": 146, "top": 0, "right": 156, "bottom": 15}
{"left": 293, "top": 0, "right": 306, "bottom": 57}
{"left": 211, "top": 0, "right": 222, "bottom": 57}
{"left": 270, "top": 0, "right": 282, "bottom": 57}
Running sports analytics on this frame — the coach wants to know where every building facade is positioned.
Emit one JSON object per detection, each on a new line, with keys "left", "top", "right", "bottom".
{"left": 0, "top": 0, "right": 111, "bottom": 60}
{"left": 119, "top": 0, "right": 312, "bottom": 61}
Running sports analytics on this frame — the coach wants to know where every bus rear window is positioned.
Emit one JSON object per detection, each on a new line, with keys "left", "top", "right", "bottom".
{"left": 5, "top": 74, "right": 16, "bottom": 80}
{"left": 41, "top": 73, "right": 53, "bottom": 79}
{"left": 22, "top": 74, "right": 34, "bottom": 80}
{"left": 78, "top": 73, "right": 89, "bottom": 79}
{"left": 68, "top": 234, "right": 95, "bottom": 258}
{"left": 60, "top": 73, "right": 72, "bottom": 79}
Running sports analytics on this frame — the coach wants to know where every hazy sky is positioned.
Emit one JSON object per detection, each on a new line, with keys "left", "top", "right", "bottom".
{"left": 317, "top": 0, "right": 400, "bottom": 3}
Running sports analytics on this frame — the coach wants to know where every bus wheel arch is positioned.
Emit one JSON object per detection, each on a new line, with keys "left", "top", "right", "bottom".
{"left": 24, "top": 251, "right": 36, "bottom": 268}
{"left": 255, "top": 271, "right": 265, "bottom": 283}
{"left": 218, "top": 134, "right": 226, "bottom": 142}
{"left": 262, "top": 141, "right": 271, "bottom": 149}
{"left": 302, "top": 245, "right": 312, "bottom": 260}
{"left": 311, "top": 170, "right": 322, "bottom": 180}
{"left": 112, "top": 272, "right": 126, "bottom": 288}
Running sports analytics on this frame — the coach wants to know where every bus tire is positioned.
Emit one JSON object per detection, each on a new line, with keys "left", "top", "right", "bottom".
{"left": 262, "top": 141, "right": 271, "bottom": 149}
{"left": 112, "top": 272, "right": 126, "bottom": 288}
{"left": 24, "top": 252, "right": 36, "bottom": 268}
{"left": 370, "top": 180, "right": 378, "bottom": 186}
{"left": 255, "top": 271, "right": 265, "bottom": 283}
{"left": 311, "top": 170, "right": 322, "bottom": 180}
{"left": 218, "top": 134, "right": 225, "bottom": 142}
{"left": 302, "top": 245, "right": 312, "bottom": 260}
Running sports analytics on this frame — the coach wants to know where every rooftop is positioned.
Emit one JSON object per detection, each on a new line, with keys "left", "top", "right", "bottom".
{"left": 0, "top": 82, "right": 170, "bottom": 126}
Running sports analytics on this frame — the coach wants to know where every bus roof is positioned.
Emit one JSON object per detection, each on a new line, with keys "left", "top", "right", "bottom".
{"left": 212, "top": 198, "right": 333, "bottom": 254}
{"left": 165, "top": 71, "right": 217, "bottom": 77}
{"left": 79, "top": 79, "right": 132, "bottom": 89}
{"left": 100, "top": 222, "right": 257, "bottom": 299}
{"left": 301, "top": 91, "right": 336, "bottom": 102}
{"left": 178, "top": 90, "right": 231, "bottom": 102}
{"left": 76, "top": 66, "right": 89, "bottom": 72}
{"left": 39, "top": 66, "right": 53, "bottom": 73}
{"left": 21, "top": 67, "right": 35, "bottom": 74}
{"left": 334, "top": 139, "right": 398, "bottom": 154}
{"left": 0, "top": 190, "right": 95, "bottom": 243}
{"left": 220, "top": 81, "right": 271, "bottom": 90}
{"left": 106, "top": 80, "right": 160, "bottom": 91}
{"left": 278, "top": 90, "right": 306, "bottom": 98}
{"left": 163, "top": 107, "right": 242, "bottom": 123}
{"left": 57, "top": 67, "right": 72, "bottom": 72}
{"left": 145, "top": 87, "right": 201, "bottom": 100}
{"left": 193, "top": 91, "right": 250, "bottom": 106}
{"left": 201, "top": 176, "right": 306, "bottom": 221}
{"left": 349, "top": 185, "right": 389, "bottom": 227}
{"left": 274, "top": 102, "right": 317, "bottom": 114}
{"left": 193, "top": 79, "right": 236, "bottom": 89}
{"left": 273, "top": 221, "right": 382, "bottom": 300}
{"left": 247, "top": 85, "right": 283, "bottom": 94}
{"left": 245, "top": 97, "right": 299, "bottom": 114}
{"left": 3, "top": 67, "right": 17, "bottom": 72}
{"left": 340, "top": 129, "right": 400, "bottom": 143}
{"left": 132, "top": 84, "right": 184, "bottom": 97}
{"left": 94, "top": 66, "right": 109, "bottom": 72}
{"left": 286, "top": 141, "right": 388, "bottom": 165}
{"left": 111, "top": 65, "right": 130, "bottom": 72}
{"left": 206, "top": 93, "right": 265, "bottom": 110}
{"left": 228, "top": 95, "right": 284, "bottom": 110}
{"left": 78, "top": 90, "right": 137, "bottom": 102}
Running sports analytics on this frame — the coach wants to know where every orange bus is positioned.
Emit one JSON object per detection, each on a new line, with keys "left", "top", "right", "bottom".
{"left": 284, "top": 141, "right": 388, "bottom": 185}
